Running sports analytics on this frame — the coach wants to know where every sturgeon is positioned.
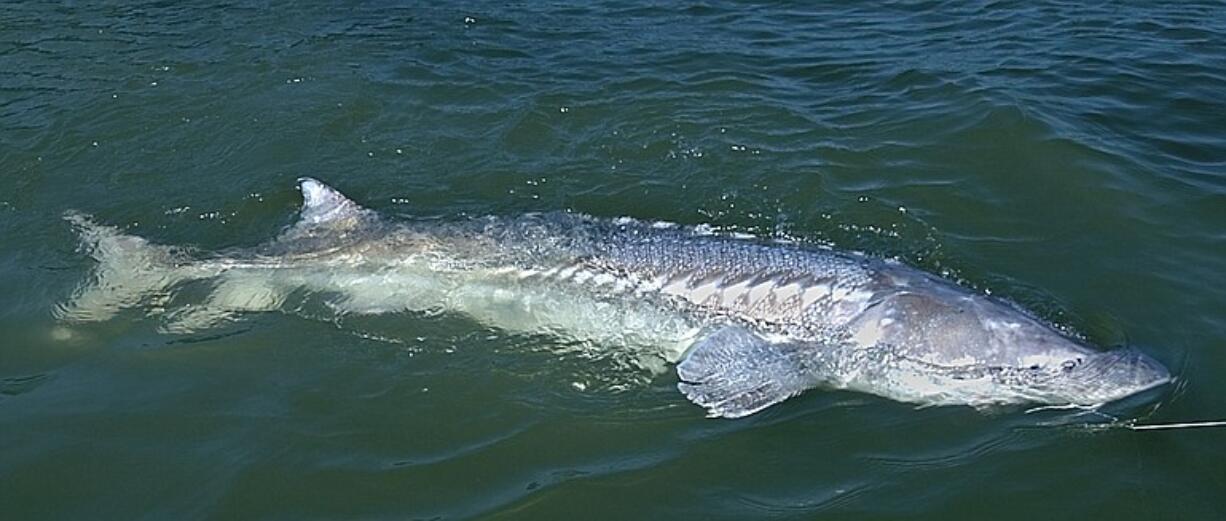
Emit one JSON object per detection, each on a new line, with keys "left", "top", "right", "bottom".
{"left": 58, "top": 179, "right": 1171, "bottom": 417}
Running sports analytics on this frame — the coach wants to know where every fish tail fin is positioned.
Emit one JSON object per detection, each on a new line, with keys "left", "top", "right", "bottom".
{"left": 56, "top": 211, "right": 183, "bottom": 322}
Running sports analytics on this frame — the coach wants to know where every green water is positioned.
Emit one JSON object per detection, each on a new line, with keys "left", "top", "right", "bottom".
{"left": 3, "top": 2, "right": 1225, "bottom": 519}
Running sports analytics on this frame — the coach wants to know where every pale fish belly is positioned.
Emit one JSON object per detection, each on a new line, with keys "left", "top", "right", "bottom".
{"left": 291, "top": 258, "right": 702, "bottom": 372}
{"left": 454, "top": 266, "right": 703, "bottom": 365}
{"left": 172, "top": 258, "right": 700, "bottom": 375}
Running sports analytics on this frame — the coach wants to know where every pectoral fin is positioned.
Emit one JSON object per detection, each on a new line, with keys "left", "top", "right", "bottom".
{"left": 676, "top": 326, "right": 819, "bottom": 418}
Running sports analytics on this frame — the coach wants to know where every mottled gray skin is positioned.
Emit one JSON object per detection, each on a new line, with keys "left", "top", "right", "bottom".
{"left": 61, "top": 179, "right": 1171, "bottom": 418}
{"left": 420, "top": 211, "right": 1170, "bottom": 415}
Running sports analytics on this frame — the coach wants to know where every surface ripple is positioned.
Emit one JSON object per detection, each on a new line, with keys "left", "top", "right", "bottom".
{"left": 2, "top": 2, "right": 1225, "bottom": 520}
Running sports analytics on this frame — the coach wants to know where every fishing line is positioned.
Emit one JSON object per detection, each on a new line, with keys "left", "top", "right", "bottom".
{"left": 1126, "top": 419, "right": 1226, "bottom": 431}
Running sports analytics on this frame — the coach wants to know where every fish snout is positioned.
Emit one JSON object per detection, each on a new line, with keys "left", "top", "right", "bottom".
{"left": 1063, "top": 349, "right": 1171, "bottom": 404}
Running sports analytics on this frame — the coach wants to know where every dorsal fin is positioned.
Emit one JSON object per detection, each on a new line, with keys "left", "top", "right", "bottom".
{"left": 297, "top": 177, "right": 372, "bottom": 225}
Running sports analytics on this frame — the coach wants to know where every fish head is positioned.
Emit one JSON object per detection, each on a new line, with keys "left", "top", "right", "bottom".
{"left": 1040, "top": 348, "right": 1171, "bottom": 405}
{"left": 855, "top": 285, "right": 1172, "bottom": 407}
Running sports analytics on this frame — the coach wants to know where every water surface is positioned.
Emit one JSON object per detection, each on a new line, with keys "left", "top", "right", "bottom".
{"left": 3, "top": 2, "right": 1225, "bottom": 519}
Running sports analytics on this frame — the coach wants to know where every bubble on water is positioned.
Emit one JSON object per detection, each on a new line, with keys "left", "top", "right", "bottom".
{"left": 464, "top": 16, "right": 476, "bottom": 24}
{"left": 559, "top": 106, "right": 570, "bottom": 113}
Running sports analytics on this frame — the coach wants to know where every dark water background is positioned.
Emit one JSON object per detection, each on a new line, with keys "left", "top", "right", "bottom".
{"left": 3, "top": 2, "right": 1225, "bottom": 519}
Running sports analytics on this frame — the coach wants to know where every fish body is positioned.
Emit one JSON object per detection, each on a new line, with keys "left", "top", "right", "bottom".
{"left": 60, "top": 179, "right": 1170, "bottom": 417}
